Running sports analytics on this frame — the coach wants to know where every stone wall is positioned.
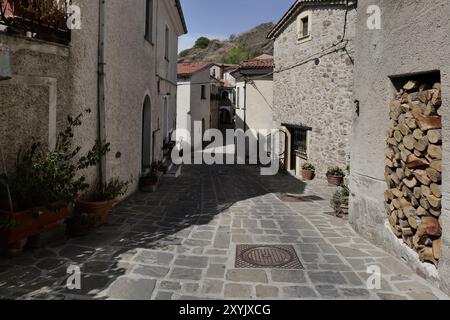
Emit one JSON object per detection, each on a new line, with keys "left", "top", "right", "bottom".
{"left": 273, "top": 4, "right": 356, "bottom": 177}
{"left": 0, "top": 0, "right": 185, "bottom": 196}
{"left": 350, "top": 0, "right": 450, "bottom": 294}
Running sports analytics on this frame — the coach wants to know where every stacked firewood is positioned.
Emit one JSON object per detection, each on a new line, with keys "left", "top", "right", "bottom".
{"left": 384, "top": 80, "right": 442, "bottom": 266}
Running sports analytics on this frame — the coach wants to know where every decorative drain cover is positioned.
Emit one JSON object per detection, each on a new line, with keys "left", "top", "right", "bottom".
{"left": 236, "top": 245, "right": 303, "bottom": 269}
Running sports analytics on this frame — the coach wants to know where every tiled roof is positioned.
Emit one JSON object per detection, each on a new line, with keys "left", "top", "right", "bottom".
{"left": 175, "top": 0, "right": 188, "bottom": 34}
{"left": 177, "top": 63, "right": 212, "bottom": 76}
{"left": 239, "top": 58, "right": 274, "bottom": 70}
{"left": 267, "top": 0, "right": 357, "bottom": 39}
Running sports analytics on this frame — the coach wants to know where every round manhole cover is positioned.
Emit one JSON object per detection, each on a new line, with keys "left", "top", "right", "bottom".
{"left": 240, "top": 246, "right": 294, "bottom": 267}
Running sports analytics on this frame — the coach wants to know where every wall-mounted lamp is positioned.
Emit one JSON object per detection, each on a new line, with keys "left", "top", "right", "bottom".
{"left": 0, "top": 44, "right": 12, "bottom": 81}
{"left": 354, "top": 99, "right": 360, "bottom": 116}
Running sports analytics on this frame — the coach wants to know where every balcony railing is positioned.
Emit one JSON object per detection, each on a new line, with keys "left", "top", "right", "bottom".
{"left": 0, "top": 0, "right": 71, "bottom": 45}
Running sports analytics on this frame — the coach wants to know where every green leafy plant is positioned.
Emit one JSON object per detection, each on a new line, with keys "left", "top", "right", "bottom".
{"left": 302, "top": 163, "right": 316, "bottom": 173}
{"left": 86, "top": 177, "right": 130, "bottom": 202}
{"left": 1, "top": 109, "right": 110, "bottom": 212}
{"left": 331, "top": 186, "right": 350, "bottom": 214}
{"left": 326, "top": 166, "right": 345, "bottom": 177}
{"left": 194, "top": 37, "right": 211, "bottom": 49}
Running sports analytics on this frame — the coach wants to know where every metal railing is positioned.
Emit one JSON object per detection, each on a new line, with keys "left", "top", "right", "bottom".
{"left": 0, "top": 0, "right": 71, "bottom": 45}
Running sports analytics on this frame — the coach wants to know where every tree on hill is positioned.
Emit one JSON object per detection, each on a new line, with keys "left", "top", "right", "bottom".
{"left": 194, "top": 37, "right": 211, "bottom": 49}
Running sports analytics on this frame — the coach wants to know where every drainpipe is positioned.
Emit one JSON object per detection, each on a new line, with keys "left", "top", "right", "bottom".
{"left": 97, "top": 0, "right": 107, "bottom": 184}
{"left": 0, "top": 44, "right": 13, "bottom": 212}
{"left": 243, "top": 79, "right": 247, "bottom": 131}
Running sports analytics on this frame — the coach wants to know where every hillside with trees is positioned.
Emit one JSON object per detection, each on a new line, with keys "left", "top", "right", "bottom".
{"left": 178, "top": 22, "right": 274, "bottom": 64}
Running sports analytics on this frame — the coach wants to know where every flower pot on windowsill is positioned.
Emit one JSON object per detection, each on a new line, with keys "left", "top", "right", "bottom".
{"left": 327, "top": 175, "right": 344, "bottom": 186}
{"left": 74, "top": 198, "right": 117, "bottom": 227}
{"left": 302, "top": 170, "right": 315, "bottom": 181}
{"left": 0, "top": 202, "right": 68, "bottom": 257}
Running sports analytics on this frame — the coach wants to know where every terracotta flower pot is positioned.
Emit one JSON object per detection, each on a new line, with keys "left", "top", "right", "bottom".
{"left": 327, "top": 175, "right": 344, "bottom": 186}
{"left": 0, "top": 202, "right": 68, "bottom": 256}
{"left": 302, "top": 170, "right": 315, "bottom": 181}
{"left": 75, "top": 199, "right": 116, "bottom": 227}
{"left": 139, "top": 174, "right": 160, "bottom": 193}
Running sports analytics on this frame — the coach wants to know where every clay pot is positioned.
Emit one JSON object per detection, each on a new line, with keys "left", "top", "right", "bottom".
{"left": 139, "top": 175, "right": 160, "bottom": 192}
{"left": 302, "top": 170, "right": 315, "bottom": 181}
{"left": 0, "top": 202, "right": 68, "bottom": 256}
{"left": 327, "top": 175, "right": 344, "bottom": 186}
{"left": 75, "top": 199, "right": 116, "bottom": 227}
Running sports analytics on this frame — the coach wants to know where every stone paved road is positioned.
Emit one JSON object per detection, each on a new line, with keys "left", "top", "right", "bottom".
{"left": 0, "top": 165, "right": 448, "bottom": 300}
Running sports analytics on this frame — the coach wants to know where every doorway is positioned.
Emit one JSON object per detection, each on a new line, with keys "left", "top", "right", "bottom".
{"left": 163, "top": 97, "right": 169, "bottom": 143}
{"left": 142, "top": 95, "right": 152, "bottom": 171}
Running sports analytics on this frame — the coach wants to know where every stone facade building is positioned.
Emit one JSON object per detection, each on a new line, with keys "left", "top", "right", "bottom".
{"left": 0, "top": 0, "right": 187, "bottom": 193}
{"left": 350, "top": 0, "right": 450, "bottom": 294}
{"left": 268, "top": 0, "right": 356, "bottom": 177}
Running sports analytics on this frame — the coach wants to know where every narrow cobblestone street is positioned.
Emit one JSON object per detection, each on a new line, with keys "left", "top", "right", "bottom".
{"left": 0, "top": 165, "right": 447, "bottom": 300}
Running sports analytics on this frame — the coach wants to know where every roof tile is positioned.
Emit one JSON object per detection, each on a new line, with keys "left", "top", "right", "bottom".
{"left": 177, "top": 63, "right": 211, "bottom": 76}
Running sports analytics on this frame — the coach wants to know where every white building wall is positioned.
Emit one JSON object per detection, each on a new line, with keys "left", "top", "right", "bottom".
{"left": 176, "top": 81, "right": 191, "bottom": 142}
{"left": 189, "top": 69, "right": 211, "bottom": 149}
{"left": 234, "top": 77, "right": 273, "bottom": 132}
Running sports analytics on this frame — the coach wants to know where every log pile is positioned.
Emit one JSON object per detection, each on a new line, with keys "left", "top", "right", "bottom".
{"left": 385, "top": 80, "right": 442, "bottom": 266}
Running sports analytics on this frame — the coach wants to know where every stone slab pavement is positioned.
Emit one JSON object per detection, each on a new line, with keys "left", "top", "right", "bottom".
{"left": 0, "top": 165, "right": 448, "bottom": 300}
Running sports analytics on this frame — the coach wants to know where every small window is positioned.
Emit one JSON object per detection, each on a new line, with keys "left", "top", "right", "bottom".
{"left": 236, "top": 87, "right": 240, "bottom": 108}
{"left": 165, "top": 26, "right": 170, "bottom": 60}
{"left": 201, "top": 85, "right": 206, "bottom": 99}
{"left": 297, "top": 11, "right": 312, "bottom": 42}
{"left": 301, "top": 17, "right": 309, "bottom": 37}
{"left": 145, "top": 0, "right": 154, "bottom": 43}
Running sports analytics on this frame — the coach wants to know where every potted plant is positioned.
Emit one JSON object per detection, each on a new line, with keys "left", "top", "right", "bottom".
{"left": 0, "top": 110, "right": 109, "bottom": 256}
{"left": 326, "top": 166, "right": 345, "bottom": 186}
{"left": 74, "top": 177, "right": 129, "bottom": 228}
{"left": 139, "top": 161, "right": 163, "bottom": 192}
{"left": 302, "top": 163, "right": 316, "bottom": 181}
{"left": 331, "top": 186, "right": 350, "bottom": 217}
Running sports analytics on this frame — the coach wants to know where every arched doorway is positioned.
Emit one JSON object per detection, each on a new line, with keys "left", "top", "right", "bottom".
{"left": 142, "top": 95, "right": 152, "bottom": 172}
{"left": 162, "top": 97, "right": 169, "bottom": 143}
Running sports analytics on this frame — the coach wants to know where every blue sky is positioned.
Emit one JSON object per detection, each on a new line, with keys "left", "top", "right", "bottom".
{"left": 178, "top": 0, "right": 294, "bottom": 52}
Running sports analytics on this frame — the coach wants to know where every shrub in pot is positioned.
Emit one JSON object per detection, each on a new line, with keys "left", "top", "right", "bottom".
{"left": 75, "top": 177, "right": 129, "bottom": 228}
{"left": 139, "top": 162, "right": 163, "bottom": 192}
{"left": 0, "top": 110, "right": 109, "bottom": 255}
{"left": 331, "top": 186, "right": 350, "bottom": 217}
{"left": 326, "top": 167, "right": 345, "bottom": 186}
{"left": 302, "top": 163, "right": 316, "bottom": 181}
